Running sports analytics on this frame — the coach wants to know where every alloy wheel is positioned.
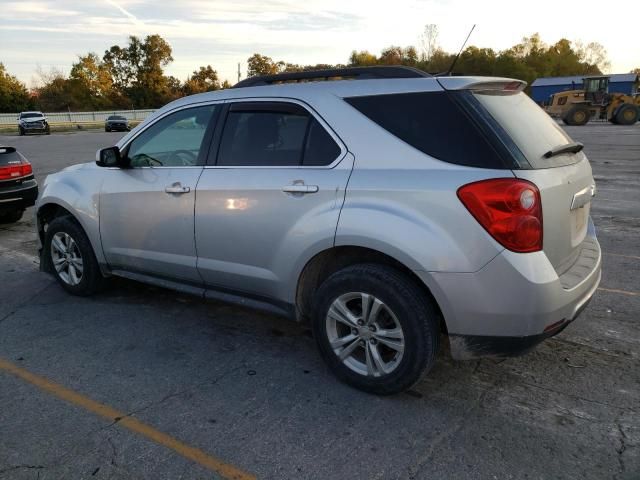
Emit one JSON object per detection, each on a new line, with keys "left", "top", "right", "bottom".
{"left": 325, "top": 292, "right": 405, "bottom": 377}
{"left": 50, "top": 232, "right": 84, "bottom": 286}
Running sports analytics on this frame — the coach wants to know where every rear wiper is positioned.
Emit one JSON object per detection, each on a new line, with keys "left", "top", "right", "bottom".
{"left": 543, "top": 142, "right": 584, "bottom": 159}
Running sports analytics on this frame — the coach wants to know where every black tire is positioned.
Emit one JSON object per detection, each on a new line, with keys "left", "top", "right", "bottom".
{"left": 19, "top": 127, "right": 25, "bottom": 136}
{"left": 563, "top": 105, "right": 591, "bottom": 126}
{"left": 0, "top": 210, "right": 24, "bottom": 224}
{"left": 105, "top": 127, "right": 111, "bottom": 132}
{"left": 312, "top": 264, "right": 440, "bottom": 395}
{"left": 45, "top": 127, "right": 51, "bottom": 135}
{"left": 44, "top": 216, "right": 106, "bottom": 296}
{"left": 615, "top": 104, "right": 639, "bottom": 125}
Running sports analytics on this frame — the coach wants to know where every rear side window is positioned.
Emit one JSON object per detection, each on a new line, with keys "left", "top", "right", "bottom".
{"left": 345, "top": 92, "right": 504, "bottom": 169}
{"left": 217, "top": 103, "right": 341, "bottom": 167}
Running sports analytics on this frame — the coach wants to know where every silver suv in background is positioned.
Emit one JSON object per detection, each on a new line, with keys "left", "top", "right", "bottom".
{"left": 18, "top": 111, "right": 50, "bottom": 135}
{"left": 35, "top": 67, "right": 601, "bottom": 395}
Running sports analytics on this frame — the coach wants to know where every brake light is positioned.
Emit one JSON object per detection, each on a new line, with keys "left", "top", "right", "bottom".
{"left": 0, "top": 161, "right": 33, "bottom": 181}
{"left": 457, "top": 178, "right": 543, "bottom": 253}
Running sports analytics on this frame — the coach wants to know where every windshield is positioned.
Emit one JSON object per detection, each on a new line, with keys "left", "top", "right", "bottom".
{"left": 472, "top": 91, "right": 579, "bottom": 168}
{"left": 108, "top": 116, "right": 126, "bottom": 120}
{"left": 20, "top": 113, "right": 43, "bottom": 119}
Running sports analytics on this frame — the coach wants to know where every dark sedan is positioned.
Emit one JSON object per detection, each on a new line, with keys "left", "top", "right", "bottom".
{"left": 0, "top": 146, "right": 38, "bottom": 223}
{"left": 105, "top": 115, "right": 130, "bottom": 132}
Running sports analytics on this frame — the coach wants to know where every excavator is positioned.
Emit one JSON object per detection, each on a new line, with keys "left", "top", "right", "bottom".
{"left": 545, "top": 75, "right": 640, "bottom": 126}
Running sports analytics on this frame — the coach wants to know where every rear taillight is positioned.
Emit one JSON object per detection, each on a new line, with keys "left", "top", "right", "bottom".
{"left": 457, "top": 178, "right": 543, "bottom": 253}
{"left": 0, "top": 161, "right": 33, "bottom": 181}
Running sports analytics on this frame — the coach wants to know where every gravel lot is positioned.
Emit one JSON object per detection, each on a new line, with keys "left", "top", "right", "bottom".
{"left": 0, "top": 124, "right": 639, "bottom": 479}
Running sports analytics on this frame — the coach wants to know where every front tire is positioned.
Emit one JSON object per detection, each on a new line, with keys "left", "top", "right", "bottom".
{"left": 563, "top": 105, "right": 591, "bottom": 126}
{"left": 615, "top": 104, "right": 639, "bottom": 125}
{"left": 19, "top": 127, "right": 25, "bottom": 136}
{"left": 312, "top": 264, "right": 440, "bottom": 395}
{"left": 44, "top": 216, "right": 106, "bottom": 296}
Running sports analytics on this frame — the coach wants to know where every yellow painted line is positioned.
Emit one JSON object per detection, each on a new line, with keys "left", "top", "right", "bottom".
{"left": 0, "top": 358, "right": 255, "bottom": 480}
{"left": 598, "top": 287, "right": 639, "bottom": 297}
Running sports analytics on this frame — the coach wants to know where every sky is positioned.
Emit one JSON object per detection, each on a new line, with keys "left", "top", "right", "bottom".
{"left": 0, "top": 0, "right": 637, "bottom": 88}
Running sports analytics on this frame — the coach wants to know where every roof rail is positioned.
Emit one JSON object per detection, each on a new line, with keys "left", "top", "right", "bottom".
{"left": 233, "top": 66, "right": 430, "bottom": 88}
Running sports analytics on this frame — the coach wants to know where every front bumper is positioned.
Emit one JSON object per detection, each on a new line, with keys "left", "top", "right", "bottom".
{"left": 21, "top": 123, "right": 48, "bottom": 133}
{"left": 0, "top": 181, "right": 38, "bottom": 213}
{"left": 106, "top": 123, "right": 129, "bottom": 131}
{"left": 418, "top": 220, "right": 601, "bottom": 360}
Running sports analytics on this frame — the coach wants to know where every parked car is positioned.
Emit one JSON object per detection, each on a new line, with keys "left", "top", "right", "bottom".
{"left": 18, "top": 111, "right": 50, "bottom": 135}
{"left": 0, "top": 146, "right": 37, "bottom": 223}
{"left": 35, "top": 67, "right": 601, "bottom": 395}
{"left": 105, "top": 115, "right": 130, "bottom": 132}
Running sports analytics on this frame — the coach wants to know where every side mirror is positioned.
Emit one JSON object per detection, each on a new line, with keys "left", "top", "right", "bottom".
{"left": 96, "top": 146, "right": 124, "bottom": 167}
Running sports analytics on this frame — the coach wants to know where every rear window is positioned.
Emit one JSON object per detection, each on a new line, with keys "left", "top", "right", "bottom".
{"left": 345, "top": 92, "right": 505, "bottom": 169}
{"left": 472, "top": 91, "right": 578, "bottom": 168}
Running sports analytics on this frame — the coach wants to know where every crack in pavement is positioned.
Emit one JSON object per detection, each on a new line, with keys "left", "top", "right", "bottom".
{"left": 0, "top": 282, "right": 54, "bottom": 326}
{"left": 0, "top": 465, "right": 45, "bottom": 477}
{"left": 98, "top": 363, "right": 247, "bottom": 432}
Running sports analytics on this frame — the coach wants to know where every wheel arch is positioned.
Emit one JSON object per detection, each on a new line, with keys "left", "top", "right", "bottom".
{"left": 294, "top": 245, "right": 447, "bottom": 334}
{"left": 36, "top": 199, "right": 105, "bottom": 270}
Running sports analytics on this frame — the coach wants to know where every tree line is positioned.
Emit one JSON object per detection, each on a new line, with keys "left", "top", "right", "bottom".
{"left": 0, "top": 28, "right": 634, "bottom": 113}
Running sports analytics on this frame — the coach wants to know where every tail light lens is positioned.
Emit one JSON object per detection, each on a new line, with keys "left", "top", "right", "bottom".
{"left": 457, "top": 178, "right": 543, "bottom": 253}
{"left": 0, "top": 161, "right": 33, "bottom": 181}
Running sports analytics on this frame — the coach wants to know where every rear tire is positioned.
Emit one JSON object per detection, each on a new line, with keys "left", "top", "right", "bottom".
{"left": 563, "top": 105, "right": 591, "bottom": 126}
{"left": 0, "top": 210, "right": 24, "bottom": 224}
{"left": 312, "top": 264, "right": 439, "bottom": 395}
{"left": 615, "top": 104, "right": 639, "bottom": 125}
{"left": 19, "top": 127, "right": 24, "bottom": 136}
{"left": 44, "top": 216, "right": 106, "bottom": 296}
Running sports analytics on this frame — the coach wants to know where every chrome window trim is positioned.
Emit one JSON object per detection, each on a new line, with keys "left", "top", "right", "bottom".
{"left": 210, "top": 96, "right": 347, "bottom": 170}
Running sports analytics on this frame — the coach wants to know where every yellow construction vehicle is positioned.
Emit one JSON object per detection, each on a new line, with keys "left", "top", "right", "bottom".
{"left": 545, "top": 75, "right": 640, "bottom": 126}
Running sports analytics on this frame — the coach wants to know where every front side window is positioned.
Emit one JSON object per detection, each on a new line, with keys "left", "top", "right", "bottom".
{"left": 217, "top": 102, "right": 341, "bottom": 167}
{"left": 127, "top": 105, "right": 217, "bottom": 167}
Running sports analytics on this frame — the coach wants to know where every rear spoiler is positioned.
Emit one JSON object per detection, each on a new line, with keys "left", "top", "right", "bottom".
{"left": 0, "top": 146, "right": 17, "bottom": 154}
{"left": 437, "top": 77, "right": 527, "bottom": 93}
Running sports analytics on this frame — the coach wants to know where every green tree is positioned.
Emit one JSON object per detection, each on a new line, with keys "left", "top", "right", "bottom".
{"left": 0, "top": 63, "right": 32, "bottom": 112}
{"left": 247, "top": 54, "right": 284, "bottom": 77}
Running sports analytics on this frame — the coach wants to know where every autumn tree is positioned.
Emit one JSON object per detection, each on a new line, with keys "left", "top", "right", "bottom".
{"left": 0, "top": 63, "right": 32, "bottom": 112}
{"left": 247, "top": 54, "right": 284, "bottom": 77}
{"left": 103, "top": 35, "right": 174, "bottom": 108}
{"left": 183, "top": 65, "right": 220, "bottom": 95}
{"left": 69, "top": 53, "right": 114, "bottom": 108}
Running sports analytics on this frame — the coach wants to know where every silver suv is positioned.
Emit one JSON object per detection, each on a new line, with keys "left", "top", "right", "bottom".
{"left": 36, "top": 67, "right": 601, "bottom": 394}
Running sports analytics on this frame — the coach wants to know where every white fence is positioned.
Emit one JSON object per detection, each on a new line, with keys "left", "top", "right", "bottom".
{"left": 0, "top": 109, "right": 155, "bottom": 126}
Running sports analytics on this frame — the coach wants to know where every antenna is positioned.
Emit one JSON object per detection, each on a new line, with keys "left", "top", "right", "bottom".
{"left": 442, "top": 24, "right": 476, "bottom": 76}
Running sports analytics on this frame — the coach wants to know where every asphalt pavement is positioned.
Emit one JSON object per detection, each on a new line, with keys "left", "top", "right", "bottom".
{"left": 0, "top": 124, "right": 638, "bottom": 479}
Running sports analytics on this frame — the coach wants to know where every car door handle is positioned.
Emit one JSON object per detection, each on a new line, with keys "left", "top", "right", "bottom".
{"left": 165, "top": 183, "right": 190, "bottom": 194}
{"left": 282, "top": 185, "right": 319, "bottom": 194}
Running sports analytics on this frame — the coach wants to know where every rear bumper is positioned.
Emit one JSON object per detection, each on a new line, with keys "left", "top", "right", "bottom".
{"left": 0, "top": 182, "right": 38, "bottom": 213}
{"left": 418, "top": 219, "right": 601, "bottom": 360}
